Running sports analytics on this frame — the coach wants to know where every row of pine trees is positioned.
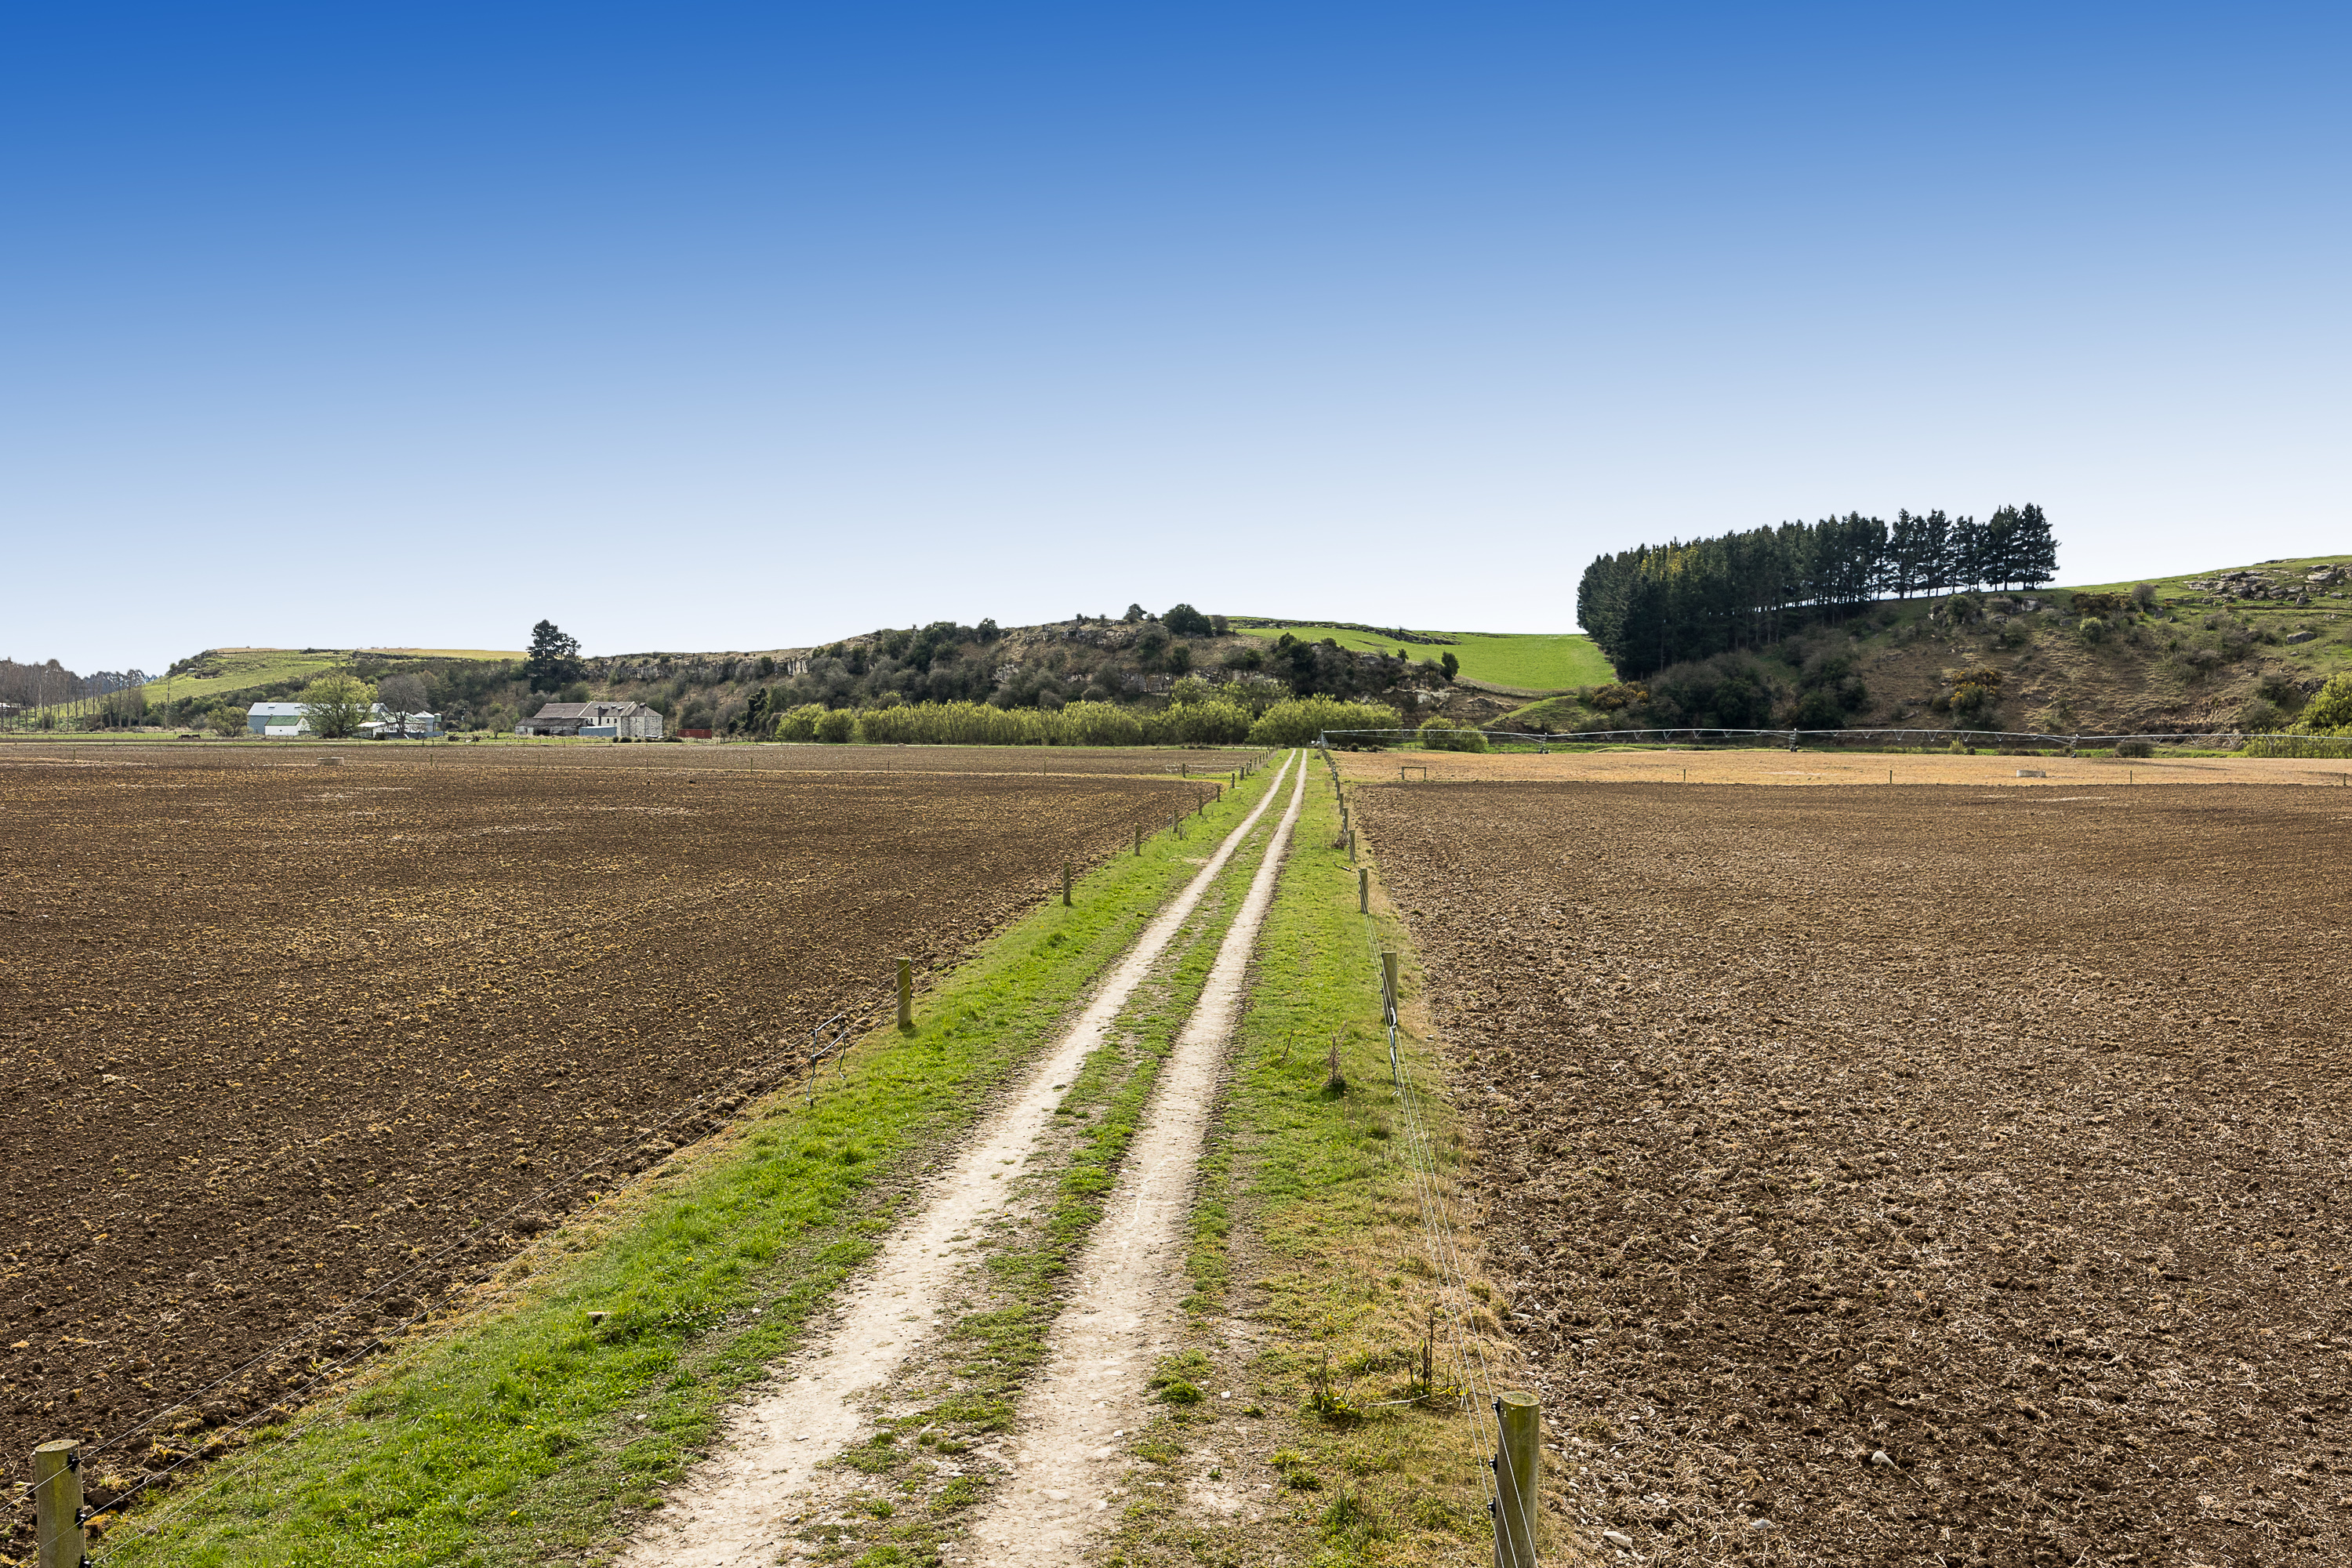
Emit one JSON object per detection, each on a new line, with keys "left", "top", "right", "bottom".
{"left": 1577, "top": 505, "right": 2056, "bottom": 677}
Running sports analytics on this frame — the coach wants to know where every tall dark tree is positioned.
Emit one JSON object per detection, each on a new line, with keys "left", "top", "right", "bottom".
{"left": 524, "top": 619, "right": 584, "bottom": 692}
{"left": 2013, "top": 503, "right": 2058, "bottom": 588}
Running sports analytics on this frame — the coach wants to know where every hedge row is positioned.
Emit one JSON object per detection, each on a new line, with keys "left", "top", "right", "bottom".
{"left": 770, "top": 696, "right": 1400, "bottom": 749}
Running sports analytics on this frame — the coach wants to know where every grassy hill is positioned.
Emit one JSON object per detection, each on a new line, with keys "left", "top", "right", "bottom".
{"left": 141, "top": 648, "right": 350, "bottom": 702}
{"left": 1229, "top": 620, "right": 1610, "bottom": 693}
{"left": 1524, "top": 554, "right": 2352, "bottom": 735}
{"left": 139, "top": 647, "right": 524, "bottom": 702}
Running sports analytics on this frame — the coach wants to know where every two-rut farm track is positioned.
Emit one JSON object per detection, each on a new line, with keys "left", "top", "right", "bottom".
{"left": 616, "top": 752, "right": 1306, "bottom": 1566}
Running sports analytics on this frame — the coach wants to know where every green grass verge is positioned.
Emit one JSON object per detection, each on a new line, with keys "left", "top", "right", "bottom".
{"left": 1105, "top": 765, "right": 1557, "bottom": 1566}
{"left": 1230, "top": 623, "right": 1610, "bottom": 692}
{"left": 89, "top": 764, "right": 1290, "bottom": 1567}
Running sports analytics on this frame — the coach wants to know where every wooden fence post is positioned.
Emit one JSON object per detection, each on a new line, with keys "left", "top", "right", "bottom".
{"left": 33, "top": 1438, "right": 82, "bottom": 1568}
{"left": 1491, "top": 1392, "right": 1541, "bottom": 1568}
{"left": 1381, "top": 952, "right": 1399, "bottom": 1024}
{"left": 1062, "top": 860, "right": 1073, "bottom": 906}
{"left": 1358, "top": 867, "right": 1369, "bottom": 915}
{"left": 896, "top": 959, "right": 913, "bottom": 1031}
{"left": 1134, "top": 822, "right": 1143, "bottom": 856}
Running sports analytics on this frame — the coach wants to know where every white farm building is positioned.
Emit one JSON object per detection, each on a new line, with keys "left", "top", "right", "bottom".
{"left": 246, "top": 702, "right": 441, "bottom": 738}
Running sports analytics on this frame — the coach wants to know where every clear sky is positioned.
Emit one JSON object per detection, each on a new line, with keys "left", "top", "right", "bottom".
{"left": 5, "top": 2, "right": 2347, "bottom": 671}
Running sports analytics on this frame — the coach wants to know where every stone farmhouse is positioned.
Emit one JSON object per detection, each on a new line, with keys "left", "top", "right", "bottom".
{"left": 515, "top": 700, "right": 666, "bottom": 739}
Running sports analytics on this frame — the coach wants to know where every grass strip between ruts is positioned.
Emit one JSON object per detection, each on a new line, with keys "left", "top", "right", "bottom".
{"left": 86, "top": 760, "right": 1288, "bottom": 1568}
{"left": 1105, "top": 762, "right": 1559, "bottom": 1567}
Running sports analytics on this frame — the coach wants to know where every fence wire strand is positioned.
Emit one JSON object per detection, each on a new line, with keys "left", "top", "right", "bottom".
{"left": 1320, "top": 745, "right": 1538, "bottom": 1563}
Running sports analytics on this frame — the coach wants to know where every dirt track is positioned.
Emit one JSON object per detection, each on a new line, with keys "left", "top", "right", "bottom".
{"left": 0, "top": 749, "right": 1199, "bottom": 1524}
{"left": 1358, "top": 782, "right": 2352, "bottom": 1566}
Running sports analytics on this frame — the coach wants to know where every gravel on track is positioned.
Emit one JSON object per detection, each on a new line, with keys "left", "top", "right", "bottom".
{"left": 1357, "top": 781, "right": 2352, "bottom": 1566}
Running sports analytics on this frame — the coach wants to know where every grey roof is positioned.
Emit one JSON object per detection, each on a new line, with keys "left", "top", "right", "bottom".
{"left": 251, "top": 701, "right": 391, "bottom": 719}
{"left": 530, "top": 700, "right": 653, "bottom": 720}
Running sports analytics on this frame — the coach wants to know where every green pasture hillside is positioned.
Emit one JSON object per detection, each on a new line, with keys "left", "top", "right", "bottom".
{"left": 2060, "top": 554, "right": 2348, "bottom": 600}
{"left": 141, "top": 648, "right": 350, "bottom": 702}
{"left": 1229, "top": 620, "right": 1610, "bottom": 693}
{"left": 1544, "top": 552, "right": 2352, "bottom": 736}
{"left": 140, "top": 646, "right": 524, "bottom": 703}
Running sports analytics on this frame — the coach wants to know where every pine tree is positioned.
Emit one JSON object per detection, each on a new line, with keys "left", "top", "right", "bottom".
{"left": 2013, "top": 503, "right": 2058, "bottom": 588}
{"left": 524, "top": 620, "right": 584, "bottom": 692}
{"left": 1983, "top": 506, "right": 2022, "bottom": 590}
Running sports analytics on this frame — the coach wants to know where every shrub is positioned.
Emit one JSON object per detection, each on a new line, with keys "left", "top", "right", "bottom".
{"left": 1784, "top": 687, "right": 1849, "bottom": 729}
{"left": 2115, "top": 738, "right": 2154, "bottom": 757}
{"left": 1247, "top": 698, "right": 1401, "bottom": 749}
{"left": 1162, "top": 603, "right": 1214, "bottom": 637}
{"left": 1640, "top": 653, "right": 1778, "bottom": 730}
{"left": 1943, "top": 666, "right": 2003, "bottom": 723}
{"left": 1054, "top": 701, "right": 1147, "bottom": 746}
{"left": 2131, "top": 582, "right": 2158, "bottom": 608}
{"left": 1416, "top": 716, "right": 1489, "bottom": 752}
{"left": 815, "top": 707, "right": 857, "bottom": 744}
{"left": 774, "top": 703, "right": 826, "bottom": 742}
{"left": 1152, "top": 699, "right": 1253, "bottom": 746}
{"left": 2078, "top": 617, "right": 2107, "bottom": 644}
{"left": 2237, "top": 697, "right": 2286, "bottom": 734}
{"left": 209, "top": 706, "right": 249, "bottom": 738}
{"left": 1585, "top": 681, "right": 1649, "bottom": 713}
{"left": 2290, "top": 671, "right": 2352, "bottom": 735}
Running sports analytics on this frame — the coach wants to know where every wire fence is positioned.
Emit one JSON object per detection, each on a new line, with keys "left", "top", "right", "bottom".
{"left": 1316, "top": 744, "right": 1541, "bottom": 1563}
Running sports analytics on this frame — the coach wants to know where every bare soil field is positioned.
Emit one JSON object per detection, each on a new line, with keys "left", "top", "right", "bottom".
{"left": 0, "top": 748, "right": 1198, "bottom": 1529}
{"left": 1338, "top": 745, "right": 2352, "bottom": 789}
{"left": 2, "top": 739, "right": 1263, "bottom": 780}
{"left": 1357, "top": 782, "right": 2352, "bottom": 1566}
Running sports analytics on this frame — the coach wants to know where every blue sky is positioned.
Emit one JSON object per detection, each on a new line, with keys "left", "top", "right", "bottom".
{"left": 5, "top": 2, "right": 2347, "bottom": 671}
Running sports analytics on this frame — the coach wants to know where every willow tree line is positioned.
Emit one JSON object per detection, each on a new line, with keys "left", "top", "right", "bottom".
{"left": 1577, "top": 506, "right": 2056, "bottom": 677}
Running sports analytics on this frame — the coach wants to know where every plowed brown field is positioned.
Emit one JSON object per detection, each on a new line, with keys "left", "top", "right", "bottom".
{"left": 1336, "top": 746, "right": 2352, "bottom": 789}
{"left": 1358, "top": 782, "right": 2352, "bottom": 1566}
{"left": 0, "top": 748, "right": 1201, "bottom": 1522}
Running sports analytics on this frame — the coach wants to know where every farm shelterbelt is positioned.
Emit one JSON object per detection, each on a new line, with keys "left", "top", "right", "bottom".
{"left": 1357, "top": 782, "right": 2352, "bottom": 1566}
{"left": 0, "top": 746, "right": 1210, "bottom": 1522}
